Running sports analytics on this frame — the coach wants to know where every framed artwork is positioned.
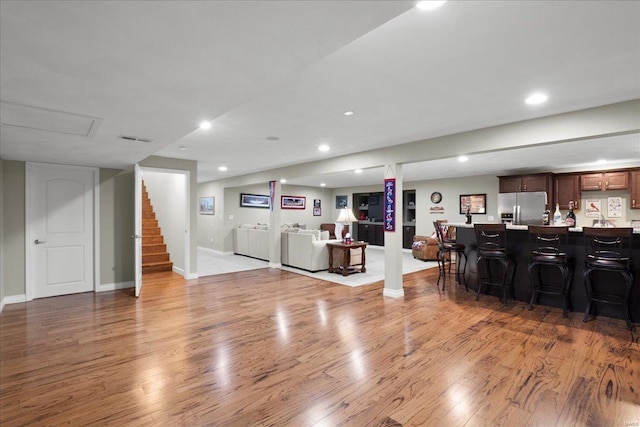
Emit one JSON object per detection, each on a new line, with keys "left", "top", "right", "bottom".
{"left": 459, "top": 194, "right": 486, "bottom": 214}
{"left": 336, "top": 195, "right": 348, "bottom": 209}
{"left": 281, "top": 195, "right": 306, "bottom": 209}
{"left": 240, "top": 193, "right": 270, "bottom": 208}
{"left": 313, "top": 207, "right": 322, "bottom": 216}
{"left": 314, "top": 199, "right": 321, "bottom": 208}
{"left": 199, "top": 197, "right": 214, "bottom": 215}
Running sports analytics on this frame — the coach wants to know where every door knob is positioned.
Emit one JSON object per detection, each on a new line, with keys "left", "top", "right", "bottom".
{"left": 132, "top": 234, "right": 142, "bottom": 239}
{"left": 34, "top": 239, "right": 46, "bottom": 244}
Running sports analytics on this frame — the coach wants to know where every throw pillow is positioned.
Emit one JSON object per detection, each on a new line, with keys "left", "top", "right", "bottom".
{"left": 320, "top": 230, "right": 330, "bottom": 240}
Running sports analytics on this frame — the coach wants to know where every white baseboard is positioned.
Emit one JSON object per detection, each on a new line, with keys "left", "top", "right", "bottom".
{"left": 186, "top": 273, "right": 199, "bottom": 280}
{"left": 198, "top": 246, "right": 233, "bottom": 256}
{"left": 383, "top": 288, "right": 405, "bottom": 298}
{"left": 269, "top": 262, "right": 282, "bottom": 269}
{"left": 97, "top": 281, "right": 134, "bottom": 292}
{"left": 172, "top": 266, "right": 185, "bottom": 276}
{"left": 0, "top": 294, "right": 27, "bottom": 312}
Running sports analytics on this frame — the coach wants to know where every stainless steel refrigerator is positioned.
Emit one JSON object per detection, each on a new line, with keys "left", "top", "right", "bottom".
{"left": 498, "top": 191, "right": 547, "bottom": 225}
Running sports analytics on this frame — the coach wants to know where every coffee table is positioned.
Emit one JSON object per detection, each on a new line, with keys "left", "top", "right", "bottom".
{"left": 326, "top": 241, "right": 367, "bottom": 276}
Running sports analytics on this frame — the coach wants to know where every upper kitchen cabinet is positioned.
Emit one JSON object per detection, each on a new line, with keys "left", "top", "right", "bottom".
{"left": 554, "top": 174, "right": 580, "bottom": 210}
{"left": 630, "top": 170, "right": 640, "bottom": 209}
{"left": 499, "top": 173, "right": 553, "bottom": 194}
{"left": 580, "top": 171, "right": 629, "bottom": 191}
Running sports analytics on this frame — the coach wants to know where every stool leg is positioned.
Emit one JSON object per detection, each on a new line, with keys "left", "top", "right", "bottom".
{"left": 527, "top": 262, "right": 537, "bottom": 311}
{"left": 459, "top": 251, "right": 468, "bottom": 291}
{"left": 476, "top": 256, "right": 483, "bottom": 301}
{"left": 500, "top": 258, "right": 509, "bottom": 305}
{"left": 622, "top": 271, "right": 634, "bottom": 331}
{"left": 560, "top": 265, "right": 571, "bottom": 318}
{"left": 582, "top": 268, "right": 593, "bottom": 323}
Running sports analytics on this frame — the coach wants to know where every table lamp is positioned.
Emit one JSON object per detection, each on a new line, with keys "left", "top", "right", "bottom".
{"left": 335, "top": 207, "right": 358, "bottom": 242}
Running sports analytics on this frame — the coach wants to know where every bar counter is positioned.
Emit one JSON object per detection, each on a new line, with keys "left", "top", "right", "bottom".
{"left": 454, "top": 224, "right": 640, "bottom": 323}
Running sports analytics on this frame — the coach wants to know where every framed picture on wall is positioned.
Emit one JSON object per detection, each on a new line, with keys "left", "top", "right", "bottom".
{"left": 240, "top": 193, "right": 270, "bottom": 208}
{"left": 459, "top": 194, "right": 486, "bottom": 214}
{"left": 336, "top": 195, "right": 348, "bottom": 208}
{"left": 199, "top": 197, "right": 214, "bottom": 215}
{"left": 281, "top": 195, "right": 306, "bottom": 209}
{"left": 313, "top": 207, "right": 321, "bottom": 216}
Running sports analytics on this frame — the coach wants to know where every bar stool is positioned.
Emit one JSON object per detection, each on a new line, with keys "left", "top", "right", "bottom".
{"left": 527, "top": 226, "right": 572, "bottom": 317}
{"left": 474, "top": 223, "right": 515, "bottom": 305}
{"left": 582, "top": 227, "right": 634, "bottom": 330}
{"left": 433, "top": 221, "right": 467, "bottom": 291}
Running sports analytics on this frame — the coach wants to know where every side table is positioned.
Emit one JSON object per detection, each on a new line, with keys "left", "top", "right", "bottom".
{"left": 327, "top": 241, "right": 367, "bottom": 276}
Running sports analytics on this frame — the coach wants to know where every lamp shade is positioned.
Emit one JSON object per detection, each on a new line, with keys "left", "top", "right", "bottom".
{"left": 335, "top": 207, "right": 358, "bottom": 223}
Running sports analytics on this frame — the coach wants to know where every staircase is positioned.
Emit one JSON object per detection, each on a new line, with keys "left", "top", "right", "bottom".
{"left": 142, "top": 183, "right": 173, "bottom": 274}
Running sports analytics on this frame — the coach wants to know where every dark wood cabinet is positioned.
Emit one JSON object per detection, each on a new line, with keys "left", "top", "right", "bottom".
{"left": 358, "top": 223, "right": 384, "bottom": 246}
{"left": 631, "top": 170, "right": 640, "bottom": 209}
{"left": 554, "top": 174, "right": 580, "bottom": 210}
{"left": 499, "top": 173, "right": 553, "bottom": 194}
{"left": 581, "top": 171, "right": 629, "bottom": 191}
{"left": 403, "top": 226, "right": 415, "bottom": 249}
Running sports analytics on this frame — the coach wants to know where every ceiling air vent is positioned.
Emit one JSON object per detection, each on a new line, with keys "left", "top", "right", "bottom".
{"left": 118, "top": 135, "right": 153, "bottom": 143}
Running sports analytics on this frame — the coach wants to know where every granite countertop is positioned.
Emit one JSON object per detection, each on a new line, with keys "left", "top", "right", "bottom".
{"left": 451, "top": 222, "right": 640, "bottom": 234}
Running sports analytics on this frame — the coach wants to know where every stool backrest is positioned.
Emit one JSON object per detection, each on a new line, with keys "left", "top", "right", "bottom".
{"left": 433, "top": 221, "right": 449, "bottom": 247}
{"left": 583, "top": 227, "right": 633, "bottom": 266}
{"left": 528, "top": 225, "right": 569, "bottom": 259}
{"left": 474, "top": 223, "right": 507, "bottom": 254}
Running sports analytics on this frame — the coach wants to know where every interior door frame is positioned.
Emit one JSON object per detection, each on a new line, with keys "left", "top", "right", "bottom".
{"left": 25, "top": 162, "right": 100, "bottom": 302}
{"left": 138, "top": 166, "right": 191, "bottom": 280}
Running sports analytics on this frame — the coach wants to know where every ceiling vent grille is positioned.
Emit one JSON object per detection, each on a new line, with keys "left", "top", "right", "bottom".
{"left": 118, "top": 135, "right": 153, "bottom": 143}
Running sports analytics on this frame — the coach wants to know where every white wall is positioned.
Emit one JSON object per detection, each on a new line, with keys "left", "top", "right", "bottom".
{"left": 210, "top": 183, "right": 334, "bottom": 253}
{"left": 144, "top": 170, "right": 186, "bottom": 273}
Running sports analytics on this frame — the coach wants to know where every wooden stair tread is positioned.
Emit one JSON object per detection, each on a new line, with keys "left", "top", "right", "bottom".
{"left": 141, "top": 180, "right": 172, "bottom": 275}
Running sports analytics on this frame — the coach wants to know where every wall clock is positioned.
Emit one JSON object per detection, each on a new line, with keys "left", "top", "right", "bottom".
{"left": 430, "top": 191, "right": 442, "bottom": 204}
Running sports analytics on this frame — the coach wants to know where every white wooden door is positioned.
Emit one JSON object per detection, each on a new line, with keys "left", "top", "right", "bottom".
{"left": 27, "top": 163, "right": 95, "bottom": 299}
{"left": 134, "top": 164, "right": 143, "bottom": 297}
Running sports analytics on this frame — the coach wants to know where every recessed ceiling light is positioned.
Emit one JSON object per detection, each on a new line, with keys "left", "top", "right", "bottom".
{"left": 458, "top": 155, "right": 468, "bottom": 162}
{"left": 199, "top": 121, "right": 212, "bottom": 130}
{"left": 525, "top": 93, "right": 548, "bottom": 105}
{"left": 596, "top": 159, "right": 607, "bottom": 164}
{"left": 280, "top": 179, "right": 287, "bottom": 183}
{"left": 218, "top": 166, "right": 227, "bottom": 171}
{"left": 320, "top": 183, "right": 326, "bottom": 187}
{"left": 344, "top": 111, "right": 355, "bottom": 116}
{"left": 266, "top": 136, "right": 279, "bottom": 141}
{"left": 355, "top": 169, "right": 363, "bottom": 174}
{"left": 179, "top": 146, "right": 189, "bottom": 151}
{"left": 318, "top": 144, "right": 330, "bottom": 152}
{"left": 416, "top": 1, "right": 447, "bottom": 11}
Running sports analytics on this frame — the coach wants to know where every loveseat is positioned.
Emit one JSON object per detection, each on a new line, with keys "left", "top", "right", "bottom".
{"left": 233, "top": 224, "right": 270, "bottom": 261}
{"left": 411, "top": 235, "right": 439, "bottom": 261}
{"left": 412, "top": 224, "right": 455, "bottom": 261}
{"left": 320, "top": 223, "right": 349, "bottom": 239}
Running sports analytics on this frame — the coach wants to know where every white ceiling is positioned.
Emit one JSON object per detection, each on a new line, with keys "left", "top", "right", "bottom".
{"left": 1, "top": 1, "right": 639, "bottom": 186}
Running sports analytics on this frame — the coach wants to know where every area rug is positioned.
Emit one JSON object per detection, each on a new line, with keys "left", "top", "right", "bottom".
{"left": 279, "top": 245, "right": 438, "bottom": 287}
{"left": 198, "top": 246, "right": 438, "bottom": 287}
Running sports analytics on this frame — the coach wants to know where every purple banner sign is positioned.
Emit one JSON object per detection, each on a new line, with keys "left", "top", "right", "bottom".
{"left": 384, "top": 178, "right": 396, "bottom": 232}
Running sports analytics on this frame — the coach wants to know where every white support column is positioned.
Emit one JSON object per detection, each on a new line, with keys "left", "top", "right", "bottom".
{"left": 268, "top": 180, "right": 282, "bottom": 268}
{"left": 383, "top": 163, "right": 404, "bottom": 298}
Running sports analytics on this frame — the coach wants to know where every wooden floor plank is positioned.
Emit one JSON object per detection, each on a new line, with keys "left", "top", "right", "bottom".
{"left": 1, "top": 268, "right": 638, "bottom": 426}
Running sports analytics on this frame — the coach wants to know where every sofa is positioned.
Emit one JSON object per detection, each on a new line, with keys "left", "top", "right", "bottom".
{"left": 233, "top": 224, "right": 270, "bottom": 261}
{"left": 284, "top": 229, "right": 339, "bottom": 272}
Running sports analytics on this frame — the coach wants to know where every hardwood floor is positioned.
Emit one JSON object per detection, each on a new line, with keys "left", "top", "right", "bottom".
{"left": 1, "top": 268, "right": 639, "bottom": 426}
